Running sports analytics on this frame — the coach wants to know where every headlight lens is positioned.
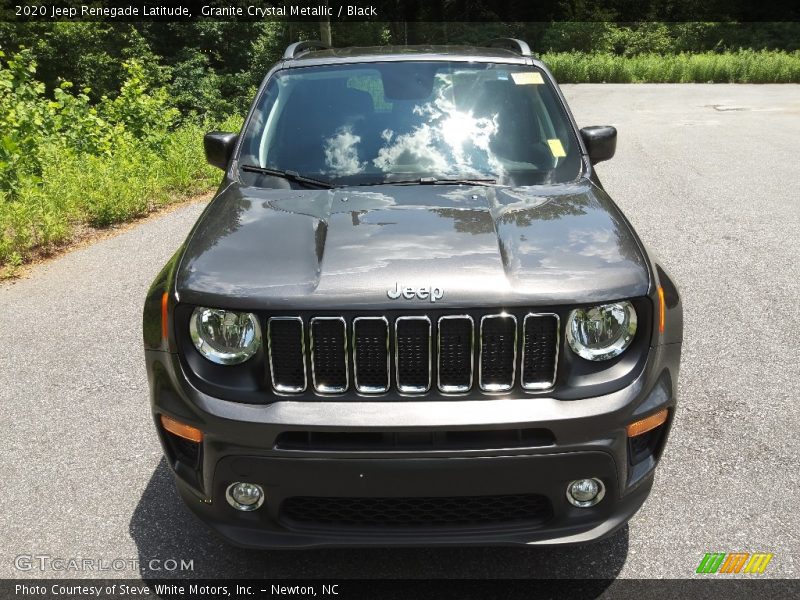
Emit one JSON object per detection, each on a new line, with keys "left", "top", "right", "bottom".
{"left": 566, "top": 301, "right": 637, "bottom": 361}
{"left": 189, "top": 307, "right": 261, "bottom": 365}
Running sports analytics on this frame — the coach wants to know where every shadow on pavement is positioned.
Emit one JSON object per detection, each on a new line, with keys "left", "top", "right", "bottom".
{"left": 130, "top": 459, "right": 628, "bottom": 580}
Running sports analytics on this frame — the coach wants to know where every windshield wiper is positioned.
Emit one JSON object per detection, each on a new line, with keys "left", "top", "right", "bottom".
{"left": 422, "top": 177, "right": 497, "bottom": 186}
{"left": 240, "top": 165, "right": 334, "bottom": 189}
{"left": 353, "top": 177, "right": 497, "bottom": 187}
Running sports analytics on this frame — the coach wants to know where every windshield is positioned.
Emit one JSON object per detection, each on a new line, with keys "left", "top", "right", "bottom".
{"left": 239, "top": 61, "right": 583, "bottom": 187}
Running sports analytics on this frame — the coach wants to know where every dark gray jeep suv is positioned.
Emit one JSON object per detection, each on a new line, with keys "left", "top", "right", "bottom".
{"left": 143, "top": 39, "right": 682, "bottom": 548}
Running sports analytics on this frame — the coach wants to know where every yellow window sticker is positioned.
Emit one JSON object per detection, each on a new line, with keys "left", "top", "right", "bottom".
{"left": 510, "top": 72, "right": 544, "bottom": 85}
{"left": 547, "top": 138, "right": 566, "bottom": 158}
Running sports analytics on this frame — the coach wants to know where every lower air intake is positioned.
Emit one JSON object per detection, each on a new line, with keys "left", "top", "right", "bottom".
{"left": 280, "top": 494, "right": 552, "bottom": 529}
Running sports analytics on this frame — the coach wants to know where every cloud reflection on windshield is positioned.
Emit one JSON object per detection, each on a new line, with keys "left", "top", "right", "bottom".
{"left": 323, "top": 126, "right": 365, "bottom": 175}
{"left": 323, "top": 75, "right": 503, "bottom": 178}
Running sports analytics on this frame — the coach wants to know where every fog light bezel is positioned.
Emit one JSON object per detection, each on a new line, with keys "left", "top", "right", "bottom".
{"left": 566, "top": 477, "right": 606, "bottom": 508}
{"left": 225, "top": 482, "right": 265, "bottom": 511}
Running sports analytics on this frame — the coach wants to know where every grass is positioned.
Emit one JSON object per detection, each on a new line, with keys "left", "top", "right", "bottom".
{"left": 542, "top": 50, "right": 800, "bottom": 83}
{"left": 0, "top": 116, "right": 242, "bottom": 276}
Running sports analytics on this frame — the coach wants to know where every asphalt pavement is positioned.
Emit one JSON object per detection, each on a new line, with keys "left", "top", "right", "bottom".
{"left": 1, "top": 84, "right": 798, "bottom": 580}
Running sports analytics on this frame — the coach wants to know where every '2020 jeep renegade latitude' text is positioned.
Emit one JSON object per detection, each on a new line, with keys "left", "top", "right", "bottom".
{"left": 143, "top": 40, "right": 682, "bottom": 548}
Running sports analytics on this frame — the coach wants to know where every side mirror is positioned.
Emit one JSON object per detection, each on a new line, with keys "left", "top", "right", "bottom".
{"left": 204, "top": 132, "right": 238, "bottom": 170}
{"left": 580, "top": 126, "right": 617, "bottom": 164}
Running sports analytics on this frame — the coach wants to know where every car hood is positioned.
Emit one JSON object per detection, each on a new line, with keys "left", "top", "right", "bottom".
{"left": 176, "top": 180, "right": 650, "bottom": 310}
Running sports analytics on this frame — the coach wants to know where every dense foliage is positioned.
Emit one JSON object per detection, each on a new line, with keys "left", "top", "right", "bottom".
{"left": 0, "top": 48, "right": 239, "bottom": 270}
{"left": 2, "top": 21, "right": 798, "bottom": 122}
{"left": 0, "top": 20, "right": 798, "bottom": 271}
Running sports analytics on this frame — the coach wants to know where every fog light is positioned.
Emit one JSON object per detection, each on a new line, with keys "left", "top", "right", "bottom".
{"left": 225, "top": 482, "right": 265, "bottom": 511}
{"left": 566, "top": 478, "right": 605, "bottom": 508}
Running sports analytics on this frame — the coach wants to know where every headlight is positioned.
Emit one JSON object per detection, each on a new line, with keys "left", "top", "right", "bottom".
{"left": 566, "top": 301, "right": 637, "bottom": 361}
{"left": 189, "top": 307, "right": 261, "bottom": 365}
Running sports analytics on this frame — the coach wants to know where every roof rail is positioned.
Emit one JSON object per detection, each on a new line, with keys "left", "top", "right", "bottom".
{"left": 485, "top": 38, "right": 534, "bottom": 57}
{"left": 283, "top": 40, "right": 330, "bottom": 60}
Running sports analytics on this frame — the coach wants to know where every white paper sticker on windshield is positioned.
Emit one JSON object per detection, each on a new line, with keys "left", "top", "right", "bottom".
{"left": 511, "top": 72, "right": 544, "bottom": 85}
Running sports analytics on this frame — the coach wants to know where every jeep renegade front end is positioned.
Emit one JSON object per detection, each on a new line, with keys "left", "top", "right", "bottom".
{"left": 143, "top": 40, "right": 682, "bottom": 548}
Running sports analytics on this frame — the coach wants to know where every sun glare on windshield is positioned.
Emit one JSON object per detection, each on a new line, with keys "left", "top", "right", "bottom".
{"left": 239, "top": 61, "right": 581, "bottom": 186}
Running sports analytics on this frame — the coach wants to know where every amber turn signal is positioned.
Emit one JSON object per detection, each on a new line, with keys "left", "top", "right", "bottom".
{"left": 160, "top": 414, "right": 203, "bottom": 443}
{"left": 657, "top": 286, "right": 666, "bottom": 334}
{"left": 161, "top": 292, "right": 169, "bottom": 341}
{"left": 626, "top": 408, "right": 668, "bottom": 438}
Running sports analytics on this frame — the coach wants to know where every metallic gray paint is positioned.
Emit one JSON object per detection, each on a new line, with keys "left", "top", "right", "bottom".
{"left": 176, "top": 180, "right": 648, "bottom": 310}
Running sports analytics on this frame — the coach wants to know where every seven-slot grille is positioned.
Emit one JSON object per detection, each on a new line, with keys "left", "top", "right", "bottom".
{"left": 267, "top": 313, "right": 559, "bottom": 396}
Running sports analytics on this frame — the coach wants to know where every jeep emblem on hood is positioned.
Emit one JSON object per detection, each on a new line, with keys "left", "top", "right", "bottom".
{"left": 387, "top": 283, "right": 444, "bottom": 302}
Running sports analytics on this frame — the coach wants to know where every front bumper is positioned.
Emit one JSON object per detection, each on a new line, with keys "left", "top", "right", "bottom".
{"left": 146, "top": 342, "right": 680, "bottom": 548}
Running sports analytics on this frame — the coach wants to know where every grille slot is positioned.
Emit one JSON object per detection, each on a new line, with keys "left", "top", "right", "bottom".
{"left": 280, "top": 494, "right": 552, "bottom": 529}
{"left": 310, "top": 317, "right": 348, "bottom": 393}
{"left": 479, "top": 314, "right": 518, "bottom": 392}
{"left": 268, "top": 317, "right": 307, "bottom": 393}
{"left": 395, "top": 316, "right": 431, "bottom": 393}
{"left": 437, "top": 316, "right": 474, "bottom": 392}
{"left": 521, "top": 313, "right": 560, "bottom": 390}
{"left": 352, "top": 317, "right": 390, "bottom": 393}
